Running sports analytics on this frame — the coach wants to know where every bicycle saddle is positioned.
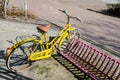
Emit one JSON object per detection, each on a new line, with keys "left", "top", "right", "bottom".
{"left": 37, "top": 24, "right": 51, "bottom": 33}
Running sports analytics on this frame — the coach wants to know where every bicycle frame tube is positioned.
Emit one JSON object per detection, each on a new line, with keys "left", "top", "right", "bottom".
{"left": 48, "top": 23, "right": 75, "bottom": 48}
{"left": 28, "top": 23, "right": 75, "bottom": 61}
{"left": 38, "top": 23, "right": 75, "bottom": 49}
{"left": 5, "top": 38, "right": 42, "bottom": 59}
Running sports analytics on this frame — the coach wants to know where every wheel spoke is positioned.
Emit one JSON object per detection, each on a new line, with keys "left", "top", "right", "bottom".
{"left": 6, "top": 41, "right": 42, "bottom": 72}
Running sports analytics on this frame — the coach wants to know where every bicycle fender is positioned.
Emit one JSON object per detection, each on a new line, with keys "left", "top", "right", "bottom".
{"left": 5, "top": 38, "right": 42, "bottom": 59}
{"left": 70, "top": 27, "right": 76, "bottom": 31}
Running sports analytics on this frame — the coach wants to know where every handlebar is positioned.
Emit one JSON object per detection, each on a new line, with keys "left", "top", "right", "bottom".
{"left": 59, "top": 9, "right": 83, "bottom": 23}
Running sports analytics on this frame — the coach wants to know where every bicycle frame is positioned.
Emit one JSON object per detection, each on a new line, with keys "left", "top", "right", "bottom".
{"left": 28, "top": 23, "right": 75, "bottom": 61}
{"left": 4, "top": 9, "right": 82, "bottom": 72}
{"left": 5, "top": 21, "right": 75, "bottom": 61}
{"left": 5, "top": 9, "right": 81, "bottom": 62}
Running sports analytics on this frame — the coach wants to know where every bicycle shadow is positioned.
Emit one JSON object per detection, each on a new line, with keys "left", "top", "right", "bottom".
{"left": 0, "top": 67, "right": 33, "bottom": 80}
{"left": 0, "top": 50, "right": 5, "bottom": 59}
{"left": 0, "top": 50, "right": 33, "bottom": 80}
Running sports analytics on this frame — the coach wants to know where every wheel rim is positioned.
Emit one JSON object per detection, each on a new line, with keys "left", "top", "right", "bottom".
{"left": 7, "top": 41, "right": 41, "bottom": 72}
{"left": 72, "top": 29, "right": 81, "bottom": 39}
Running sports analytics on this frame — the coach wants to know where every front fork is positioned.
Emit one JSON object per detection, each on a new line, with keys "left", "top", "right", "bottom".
{"left": 58, "top": 27, "right": 76, "bottom": 48}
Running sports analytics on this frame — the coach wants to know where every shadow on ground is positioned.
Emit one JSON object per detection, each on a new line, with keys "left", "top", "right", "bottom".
{"left": 81, "top": 34, "right": 120, "bottom": 58}
{"left": 52, "top": 54, "right": 92, "bottom": 80}
{"left": 0, "top": 50, "right": 5, "bottom": 59}
{"left": 0, "top": 50, "right": 33, "bottom": 80}
{"left": 0, "top": 67, "right": 33, "bottom": 80}
{"left": 87, "top": 8, "right": 120, "bottom": 18}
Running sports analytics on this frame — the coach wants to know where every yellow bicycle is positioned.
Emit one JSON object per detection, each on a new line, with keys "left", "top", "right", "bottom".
{"left": 5, "top": 9, "right": 82, "bottom": 72}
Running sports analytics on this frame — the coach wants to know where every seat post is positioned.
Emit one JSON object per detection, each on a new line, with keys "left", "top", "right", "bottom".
{"left": 43, "top": 32, "right": 50, "bottom": 49}
{"left": 43, "top": 33, "right": 48, "bottom": 43}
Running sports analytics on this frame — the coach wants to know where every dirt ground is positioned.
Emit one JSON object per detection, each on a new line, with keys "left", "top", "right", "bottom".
{"left": 27, "top": 58, "right": 77, "bottom": 80}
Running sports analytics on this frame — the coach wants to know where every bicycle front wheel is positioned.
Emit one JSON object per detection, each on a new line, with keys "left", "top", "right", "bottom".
{"left": 66, "top": 29, "right": 81, "bottom": 42}
{"left": 57, "top": 29, "right": 81, "bottom": 50}
{"left": 71, "top": 29, "right": 81, "bottom": 39}
{"left": 6, "top": 39, "right": 43, "bottom": 72}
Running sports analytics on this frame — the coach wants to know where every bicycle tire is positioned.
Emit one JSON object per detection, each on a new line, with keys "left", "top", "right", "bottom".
{"left": 71, "top": 29, "right": 81, "bottom": 39}
{"left": 57, "top": 29, "right": 81, "bottom": 51}
{"left": 66, "top": 29, "right": 81, "bottom": 42}
{"left": 6, "top": 38, "right": 43, "bottom": 72}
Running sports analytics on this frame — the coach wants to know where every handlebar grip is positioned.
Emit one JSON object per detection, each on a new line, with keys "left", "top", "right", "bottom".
{"left": 76, "top": 17, "right": 83, "bottom": 22}
{"left": 70, "top": 16, "right": 83, "bottom": 22}
{"left": 58, "top": 9, "right": 67, "bottom": 14}
{"left": 59, "top": 9, "right": 83, "bottom": 23}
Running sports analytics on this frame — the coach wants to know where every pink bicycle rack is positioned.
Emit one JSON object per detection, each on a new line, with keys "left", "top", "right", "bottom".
{"left": 57, "top": 38, "right": 120, "bottom": 80}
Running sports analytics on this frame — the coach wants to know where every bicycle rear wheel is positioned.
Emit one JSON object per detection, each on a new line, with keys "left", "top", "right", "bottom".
{"left": 6, "top": 39, "right": 43, "bottom": 72}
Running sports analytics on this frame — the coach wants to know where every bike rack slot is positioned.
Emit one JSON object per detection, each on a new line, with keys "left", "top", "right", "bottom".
{"left": 57, "top": 38, "right": 120, "bottom": 80}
